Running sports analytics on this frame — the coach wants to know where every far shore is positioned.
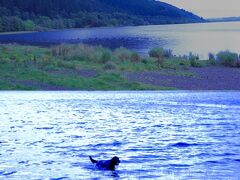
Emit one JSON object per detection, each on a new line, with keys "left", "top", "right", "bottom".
{"left": 0, "top": 21, "right": 230, "bottom": 36}
{"left": 0, "top": 31, "right": 37, "bottom": 35}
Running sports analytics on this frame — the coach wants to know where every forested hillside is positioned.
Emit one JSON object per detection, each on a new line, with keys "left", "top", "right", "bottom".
{"left": 0, "top": 0, "right": 205, "bottom": 32}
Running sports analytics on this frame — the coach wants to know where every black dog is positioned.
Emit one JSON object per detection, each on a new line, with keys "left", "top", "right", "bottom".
{"left": 89, "top": 156, "right": 120, "bottom": 171}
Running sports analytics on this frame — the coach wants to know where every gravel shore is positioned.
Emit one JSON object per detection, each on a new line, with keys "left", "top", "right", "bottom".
{"left": 123, "top": 67, "right": 240, "bottom": 90}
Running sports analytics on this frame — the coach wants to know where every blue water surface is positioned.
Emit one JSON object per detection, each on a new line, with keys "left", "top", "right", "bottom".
{"left": 1, "top": 22, "right": 240, "bottom": 58}
{"left": 0, "top": 91, "right": 239, "bottom": 179}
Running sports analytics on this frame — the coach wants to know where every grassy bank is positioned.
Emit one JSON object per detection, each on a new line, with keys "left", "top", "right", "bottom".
{"left": 0, "top": 44, "right": 239, "bottom": 90}
{"left": 0, "top": 44, "right": 173, "bottom": 90}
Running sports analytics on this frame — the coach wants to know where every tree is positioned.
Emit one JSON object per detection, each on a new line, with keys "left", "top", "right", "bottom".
{"left": 0, "top": 18, "right": 3, "bottom": 32}
{"left": 23, "top": 20, "right": 36, "bottom": 31}
{"left": 1, "top": 16, "right": 10, "bottom": 31}
{"left": 0, "top": 0, "right": 204, "bottom": 32}
{"left": 8, "top": 16, "right": 24, "bottom": 31}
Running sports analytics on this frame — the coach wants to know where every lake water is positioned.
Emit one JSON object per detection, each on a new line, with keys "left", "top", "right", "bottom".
{"left": 0, "top": 22, "right": 240, "bottom": 58}
{"left": 0, "top": 91, "right": 239, "bottom": 179}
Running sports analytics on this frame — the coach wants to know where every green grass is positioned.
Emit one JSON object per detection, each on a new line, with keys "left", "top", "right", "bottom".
{"left": 0, "top": 61, "right": 164, "bottom": 90}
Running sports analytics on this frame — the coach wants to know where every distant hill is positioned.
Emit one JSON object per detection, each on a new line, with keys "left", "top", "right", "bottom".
{"left": 0, "top": 0, "right": 205, "bottom": 32}
{"left": 207, "top": 17, "right": 240, "bottom": 22}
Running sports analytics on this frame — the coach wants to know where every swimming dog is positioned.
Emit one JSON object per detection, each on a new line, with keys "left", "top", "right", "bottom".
{"left": 89, "top": 156, "right": 120, "bottom": 170}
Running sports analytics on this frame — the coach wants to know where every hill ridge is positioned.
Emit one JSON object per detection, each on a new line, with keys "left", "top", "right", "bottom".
{"left": 0, "top": 0, "right": 205, "bottom": 32}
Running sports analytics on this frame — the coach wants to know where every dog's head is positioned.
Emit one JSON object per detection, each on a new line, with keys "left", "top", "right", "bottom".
{"left": 111, "top": 156, "right": 120, "bottom": 166}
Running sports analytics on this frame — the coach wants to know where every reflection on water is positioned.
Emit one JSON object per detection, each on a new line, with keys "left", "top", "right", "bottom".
{"left": 0, "top": 22, "right": 240, "bottom": 58}
{"left": 0, "top": 91, "right": 240, "bottom": 179}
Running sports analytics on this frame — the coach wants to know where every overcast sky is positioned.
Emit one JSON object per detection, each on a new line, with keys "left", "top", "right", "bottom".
{"left": 160, "top": 0, "right": 240, "bottom": 18}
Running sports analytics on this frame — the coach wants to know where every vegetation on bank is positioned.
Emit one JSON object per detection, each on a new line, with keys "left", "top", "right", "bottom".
{"left": 0, "top": 44, "right": 172, "bottom": 90}
{"left": 215, "top": 51, "right": 240, "bottom": 67}
{"left": 0, "top": 0, "right": 204, "bottom": 32}
{"left": 0, "top": 43, "right": 239, "bottom": 90}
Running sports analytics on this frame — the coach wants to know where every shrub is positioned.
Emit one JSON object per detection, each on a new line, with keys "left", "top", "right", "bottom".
{"left": 149, "top": 48, "right": 164, "bottom": 59}
{"left": 190, "top": 59, "right": 205, "bottom": 67}
{"left": 208, "top": 53, "right": 215, "bottom": 61}
{"left": 187, "top": 52, "right": 203, "bottom": 67}
{"left": 51, "top": 44, "right": 93, "bottom": 60}
{"left": 149, "top": 48, "right": 165, "bottom": 67}
{"left": 51, "top": 44, "right": 72, "bottom": 57}
{"left": 51, "top": 44, "right": 114, "bottom": 64}
{"left": 207, "top": 53, "right": 216, "bottom": 65}
{"left": 163, "top": 49, "right": 173, "bottom": 58}
{"left": 216, "top": 51, "right": 239, "bottom": 67}
{"left": 101, "top": 50, "right": 112, "bottom": 63}
{"left": 141, "top": 58, "right": 148, "bottom": 64}
{"left": 130, "top": 52, "right": 141, "bottom": 62}
{"left": 188, "top": 52, "right": 199, "bottom": 60}
{"left": 103, "top": 61, "right": 117, "bottom": 70}
{"left": 149, "top": 48, "right": 172, "bottom": 58}
{"left": 113, "top": 47, "right": 131, "bottom": 61}
{"left": 113, "top": 47, "right": 140, "bottom": 62}
{"left": 113, "top": 47, "right": 132, "bottom": 61}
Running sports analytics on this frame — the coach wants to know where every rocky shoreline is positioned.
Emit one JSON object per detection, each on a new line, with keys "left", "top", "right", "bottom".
{"left": 123, "top": 67, "right": 240, "bottom": 90}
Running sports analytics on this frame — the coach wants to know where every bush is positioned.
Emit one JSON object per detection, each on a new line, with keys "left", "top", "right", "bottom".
{"left": 113, "top": 47, "right": 130, "bottom": 61}
{"left": 216, "top": 51, "right": 239, "bottom": 67}
{"left": 141, "top": 58, "right": 148, "bottom": 64}
{"left": 103, "top": 61, "right": 117, "bottom": 70}
{"left": 51, "top": 44, "right": 72, "bottom": 57}
{"left": 207, "top": 53, "right": 216, "bottom": 65}
{"left": 163, "top": 49, "right": 173, "bottom": 58}
{"left": 51, "top": 44, "right": 96, "bottom": 60}
{"left": 188, "top": 52, "right": 199, "bottom": 61}
{"left": 149, "top": 48, "right": 172, "bottom": 58}
{"left": 130, "top": 52, "right": 141, "bottom": 62}
{"left": 113, "top": 47, "right": 141, "bottom": 62}
{"left": 149, "top": 48, "right": 163, "bottom": 59}
{"left": 189, "top": 59, "right": 204, "bottom": 67}
{"left": 51, "top": 44, "right": 113, "bottom": 63}
{"left": 149, "top": 48, "right": 164, "bottom": 66}
{"left": 101, "top": 50, "right": 112, "bottom": 63}
{"left": 208, "top": 53, "right": 215, "bottom": 61}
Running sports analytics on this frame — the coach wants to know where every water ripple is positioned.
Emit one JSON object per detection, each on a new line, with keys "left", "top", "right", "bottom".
{"left": 0, "top": 91, "right": 239, "bottom": 179}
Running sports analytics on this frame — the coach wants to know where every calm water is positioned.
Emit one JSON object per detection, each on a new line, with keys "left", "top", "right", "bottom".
{"left": 0, "top": 91, "right": 239, "bottom": 179}
{"left": 1, "top": 22, "right": 240, "bottom": 58}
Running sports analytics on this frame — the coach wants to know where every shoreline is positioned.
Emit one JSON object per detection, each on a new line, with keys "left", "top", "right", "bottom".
{"left": 1, "top": 65, "right": 240, "bottom": 91}
{"left": 0, "top": 21, "right": 230, "bottom": 36}
{"left": 0, "top": 31, "right": 37, "bottom": 35}
{"left": 0, "top": 44, "right": 239, "bottom": 91}
{"left": 123, "top": 67, "right": 240, "bottom": 90}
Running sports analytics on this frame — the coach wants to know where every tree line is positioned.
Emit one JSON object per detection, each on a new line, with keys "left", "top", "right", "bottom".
{"left": 0, "top": 0, "right": 205, "bottom": 32}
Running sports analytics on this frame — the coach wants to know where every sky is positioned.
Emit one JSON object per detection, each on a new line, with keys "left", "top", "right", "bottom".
{"left": 160, "top": 0, "right": 240, "bottom": 18}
